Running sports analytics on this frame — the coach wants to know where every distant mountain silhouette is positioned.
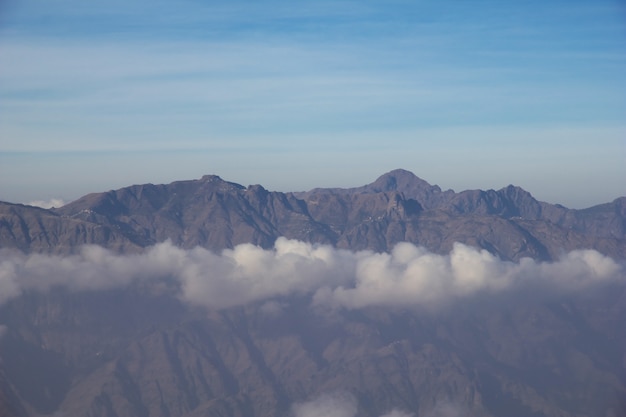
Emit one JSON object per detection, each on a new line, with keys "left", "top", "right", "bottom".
{"left": 0, "top": 170, "right": 625, "bottom": 417}
{"left": 1, "top": 169, "right": 624, "bottom": 260}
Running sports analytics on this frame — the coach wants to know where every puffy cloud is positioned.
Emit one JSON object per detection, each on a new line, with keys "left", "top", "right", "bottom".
{"left": 0, "top": 239, "right": 622, "bottom": 309}
{"left": 313, "top": 242, "right": 622, "bottom": 310}
{"left": 0, "top": 256, "right": 22, "bottom": 305}
{"left": 379, "top": 410, "right": 415, "bottom": 417}
{"left": 291, "top": 392, "right": 357, "bottom": 417}
{"left": 178, "top": 238, "right": 356, "bottom": 309}
{"left": 1, "top": 243, "right": 176, "bottom": 294}
{"left": 258, "top": 300, "right": 288, "bottom": 317}
{"left": 291, "top": 392, "right": 415, "bottom": 417}
{"left": 26, "top": 198, "right": 65, "bottom": 209}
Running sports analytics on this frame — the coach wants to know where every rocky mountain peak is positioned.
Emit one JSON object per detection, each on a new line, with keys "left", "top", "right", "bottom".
{"left": 365, "top": 169, "right": 440, "bottom": 194}
{"left": 199, "top": 174, "right": 223, "bottom": 182}
{"left": 498, "top": 184, "right": 535, "bottom": 202}
{"left": 198, "top": 175, "right": 244, "bottom": 191}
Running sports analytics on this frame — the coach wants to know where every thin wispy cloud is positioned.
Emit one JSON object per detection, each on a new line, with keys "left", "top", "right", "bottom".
{"left": 2, "top": 38, "right": 623, "bottom": 155}
{"left": 2, "top": 1, "right": 624, "bottom": 143}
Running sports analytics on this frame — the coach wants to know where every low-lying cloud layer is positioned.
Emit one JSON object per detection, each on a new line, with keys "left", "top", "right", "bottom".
{"left": 291, "top": 392, "right": 414, "bottom": 417}
{"left": 26, "top": 198, "right": 65, "bottom": 209}
{"left": 291, "top": 392, "right": 357, "bottom": 417}
{"left": 0, "top": 238, "right": 622, "bottom": 309}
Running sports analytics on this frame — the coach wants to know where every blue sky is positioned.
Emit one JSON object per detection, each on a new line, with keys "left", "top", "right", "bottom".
{"left": 0, "top": 0, "right": 624, "bottom": 208}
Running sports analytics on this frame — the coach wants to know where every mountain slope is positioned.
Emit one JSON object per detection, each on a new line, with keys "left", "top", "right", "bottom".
{"left": 0, "top": 202, "right": 141, "bottom": 254}
{"left": 1, "top": 284, "right": 625, "bottom": 417}
{"left": 29, "top": 169, "right": 625, "bottom": 260}
{"left": 52, "top": 175, "right": 334, "bottom": 252}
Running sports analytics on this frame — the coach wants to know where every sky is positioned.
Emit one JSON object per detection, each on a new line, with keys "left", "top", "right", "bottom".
{"left": 0, "top": 0, "right": 624, "bottom": 208}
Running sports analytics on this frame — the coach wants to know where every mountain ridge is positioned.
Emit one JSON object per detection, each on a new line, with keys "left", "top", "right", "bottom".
{"left": 0, "top": 169, "right": 624, "bottom": 261}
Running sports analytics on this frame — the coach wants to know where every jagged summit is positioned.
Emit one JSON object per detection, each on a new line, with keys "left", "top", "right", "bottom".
{"left": 296, "top": 170, "right": 448, "bottom": 212}
{"left": 198, "top": 174, "right": 244, "bottom": 189}
{"left": 358, "top": 169, "right": 455, "bottom": 209}
{"left": 366, "top": 169, "right": 438, "bottom": 193}
{"left": 1, "top": 169, "right": 624, "bottom": 259}
{"left": 298, "top": 169, "right": 438, "bottom": 195}
{"left": 199, "top": 174, "right": 223, "bottom": 182}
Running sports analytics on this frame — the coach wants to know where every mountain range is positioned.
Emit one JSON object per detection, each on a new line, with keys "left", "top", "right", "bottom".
{"left": 2, "top": 169, "right": 625, "bottom": 260}
{"left": 0, "top": 169, "right": 624, "bottom": 417}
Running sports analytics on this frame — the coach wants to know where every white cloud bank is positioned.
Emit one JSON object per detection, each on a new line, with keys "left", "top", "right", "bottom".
{"left": 292, "top": 392, "right": 357, "bottom": 417}
{"left": 26, "top": 198, "right": 65, "bottom": 209}
{"left": 0, "top": 238, "right": 622, "bottom": 308}
{"left": 291, "top": 392, "right": 414, "bottom": 417}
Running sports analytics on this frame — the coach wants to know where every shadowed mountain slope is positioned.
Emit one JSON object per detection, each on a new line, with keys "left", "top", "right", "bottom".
{"left": 0, "top": 169, "right": 617, "bottom": 261}
{"left": 0, "top": 284, "right": 625, "bottom": 417}
{"left": 0, "top": 202, "right": 142, "bottom": 254}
